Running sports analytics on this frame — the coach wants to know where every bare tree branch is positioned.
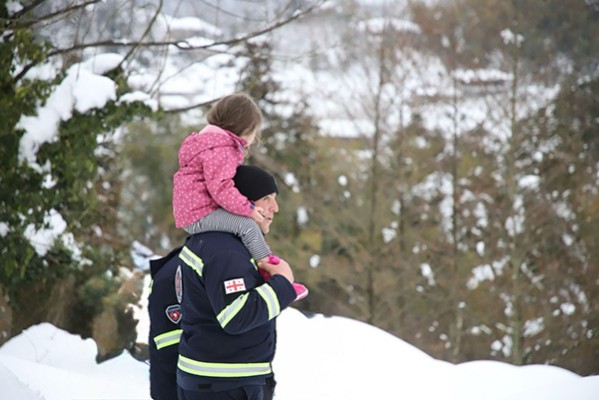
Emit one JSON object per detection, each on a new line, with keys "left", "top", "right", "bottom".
{"left": 115, "top": 0, "right": 163, "bottom": 71}
{"left": 195, "top": 0, "right": 270, "bottom": 22}
{"left": 52, "top": 0, "right": 318, "bottom": 53}
{"left": 162, "top": 98, "right": 216, "bottom": 114}
{"left": 11, "top": 0, "right": 46, "bottom": 19}
{"left": 5, "top": 0, "right": 101, "bottom": 30}
{"left": 13, "top": 0, "right": 323, "bottom": 84}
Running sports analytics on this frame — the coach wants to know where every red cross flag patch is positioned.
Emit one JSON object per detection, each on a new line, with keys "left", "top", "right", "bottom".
{"left": 224, "top": 278, "right": 246, "bottom": 294}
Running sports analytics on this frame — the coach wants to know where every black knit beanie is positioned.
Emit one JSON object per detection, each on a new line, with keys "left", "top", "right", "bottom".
{"left": 233, "top": 165, "right": 279, "bottom": 202}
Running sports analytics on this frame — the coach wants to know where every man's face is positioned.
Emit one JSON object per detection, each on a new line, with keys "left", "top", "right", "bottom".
{"left": 254, "top": 192, "right": 279, "bottom": 234}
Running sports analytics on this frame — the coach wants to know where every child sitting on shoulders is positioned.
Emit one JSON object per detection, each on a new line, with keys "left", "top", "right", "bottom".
{"left": 172, "top": 92, "right": 308, "bottom": 301}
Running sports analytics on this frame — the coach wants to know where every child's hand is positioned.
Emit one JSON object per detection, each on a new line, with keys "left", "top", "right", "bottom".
{"left": 258, "top": 257, "right": 294, "bottom": 284}
{"left": 251, "top": 206, "right": 265, "bottom": 223}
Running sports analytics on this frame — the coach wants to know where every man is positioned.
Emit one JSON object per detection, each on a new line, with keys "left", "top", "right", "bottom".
{"left": 148, "top": 165, "right": 296, "bottom": 400}
{"left": 176, "top": 164, "right": 296, "bottom": 400}
{"left": 148, "top": 245, "right": 184, "bottom": 400}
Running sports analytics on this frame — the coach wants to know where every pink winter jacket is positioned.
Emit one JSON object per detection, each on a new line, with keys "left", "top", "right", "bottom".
{"left": 172, "top": 124, "right": 253, "bottom": 228}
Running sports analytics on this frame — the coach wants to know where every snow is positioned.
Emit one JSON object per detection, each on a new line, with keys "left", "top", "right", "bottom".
{"left": 118, "top": 91, "right": 159, "bottom": 111}
{"left": 420, "top": 262, "right": 436, "bottom": 286}
{"left": 17, "top": 55, "right": 122, "bottom": 170}
{"left": 453, "top": 68, "right": 512, "bottom": 84}
{"left": 467, "top": 264, "right": 494, "bottom": 289}
{"left": 500, "top": 28, "right": 525, "bottom": 46}
{"left": 5, "top": 0, "right": 23, "bottom": 15}
{"left": 295, "top": 207, "right": 308, "bottom": 225}
{"left": 0, "top": 222, "right": 9, "bottom": 237}
{"left": 523, "top": 318, "right": 545, "bottom": 337}
{"left": 71, "top": 70, "right": 117, "bottom": 113}
{"left": 22, "top": 209, "right": 66, "bottom": 257}
{"left": 356, "top": 18, "right": 422, "bottom": 35}
{"left": 78, "top": 53, "right": 124, "bottom": 75}
{"left": 2, "top": 310, "right": 599, "bottom": 400}
{"left": 519, "top": 174, "right": 540, "bottom": 190}
{"left": 284, "top": 172, "right": 300, "bottom": 193}
{"left": 309, "top": 254, "right": 321, "bottom": 268}
{"left": 161, "top": 15, "right": 223, "bottom": 37}
{"left": 382, "top": 226, "right": 397, "bottom": 243}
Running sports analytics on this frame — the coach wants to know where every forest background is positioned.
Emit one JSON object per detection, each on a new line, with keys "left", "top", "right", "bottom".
{"left": 1, "top": 0, "right": 598, "bottom": 377}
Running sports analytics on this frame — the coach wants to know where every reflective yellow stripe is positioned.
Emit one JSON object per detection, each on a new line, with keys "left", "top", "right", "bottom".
{"left": 154, "top": 329, "right": 182, "bottom": 350}
{"left": 178, "top": 355, "right": 271, "bottom": 377}
{"left": 256, "top": 284, "right": 280, "bottom": 320}
{"left": 179, "top": 246, "right": 204, "bottom": 276}
{"left": 148, "top": 278, "right": 154, "bottom": 295}
{"left": 217, "top": 293, "right": 249, "bottom": 328}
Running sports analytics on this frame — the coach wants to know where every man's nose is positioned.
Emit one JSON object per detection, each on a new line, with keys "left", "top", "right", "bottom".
{"left": 271, "top": 199, "right": 279, "bottom": 213}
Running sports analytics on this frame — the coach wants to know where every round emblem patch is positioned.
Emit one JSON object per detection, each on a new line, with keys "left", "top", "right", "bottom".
{"left": 165, "top": 304, "right": 182, "bottom": 324}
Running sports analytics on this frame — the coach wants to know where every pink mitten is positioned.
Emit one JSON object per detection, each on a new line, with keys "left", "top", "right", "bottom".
{"left": 268, "top": 255, "right": 280, "bottom": 264}
{"left": 292, "top": 282, "right": 309, "bottom": 301}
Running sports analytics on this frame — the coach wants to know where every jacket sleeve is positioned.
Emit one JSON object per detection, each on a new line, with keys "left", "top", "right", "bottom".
{"left": 148, "top": 262, "right": 182, "bottom": 351}
{"left": 201, "top": 146, "right": 254, "bottom": 217}
{"left": 203, "top": 249, "right": 296, "bottom": 335}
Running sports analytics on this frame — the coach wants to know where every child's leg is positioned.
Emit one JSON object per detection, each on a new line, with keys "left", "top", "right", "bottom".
{"left": 183, "top": 209, "right": 271, "bottom": 261}
{"left": 187, "top": 212, "right": 308, "bottom": 301}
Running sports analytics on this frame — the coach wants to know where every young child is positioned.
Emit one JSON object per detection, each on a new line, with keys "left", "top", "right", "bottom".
{"left": 172, "top": 92, "right": 308, "bottom": 301}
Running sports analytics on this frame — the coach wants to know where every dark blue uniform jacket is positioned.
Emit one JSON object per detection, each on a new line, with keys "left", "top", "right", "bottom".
{"left": 176, "top": 232, "right": 296, "bottom": 391}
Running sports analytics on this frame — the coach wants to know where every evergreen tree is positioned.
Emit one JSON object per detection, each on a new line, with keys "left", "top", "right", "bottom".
{"left": 0, "top": 3, "right": 150, "bottom": 348}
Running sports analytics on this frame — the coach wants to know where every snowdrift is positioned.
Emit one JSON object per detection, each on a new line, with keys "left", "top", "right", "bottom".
{"left": 1, "top": 309, "right": 598, "bottom": 400}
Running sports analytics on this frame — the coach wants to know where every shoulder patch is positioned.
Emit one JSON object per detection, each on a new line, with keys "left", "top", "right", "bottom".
{"left": 224, "top": 278, "right": 246, "bottom": 294}
{"left": 165, "top": 304, "right": 182, "bottom": 324}
{"left": 175, "top": 264, "right": 183, "bottom": 303}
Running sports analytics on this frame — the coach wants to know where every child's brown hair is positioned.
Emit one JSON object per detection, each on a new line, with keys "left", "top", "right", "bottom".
{"left": 207, "top": 92, "right": 263, "bottom": 140}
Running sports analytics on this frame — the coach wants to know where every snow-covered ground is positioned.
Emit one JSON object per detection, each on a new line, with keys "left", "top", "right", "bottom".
{"left": 1, "top": 308, "right": 598, "bottom": 400}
